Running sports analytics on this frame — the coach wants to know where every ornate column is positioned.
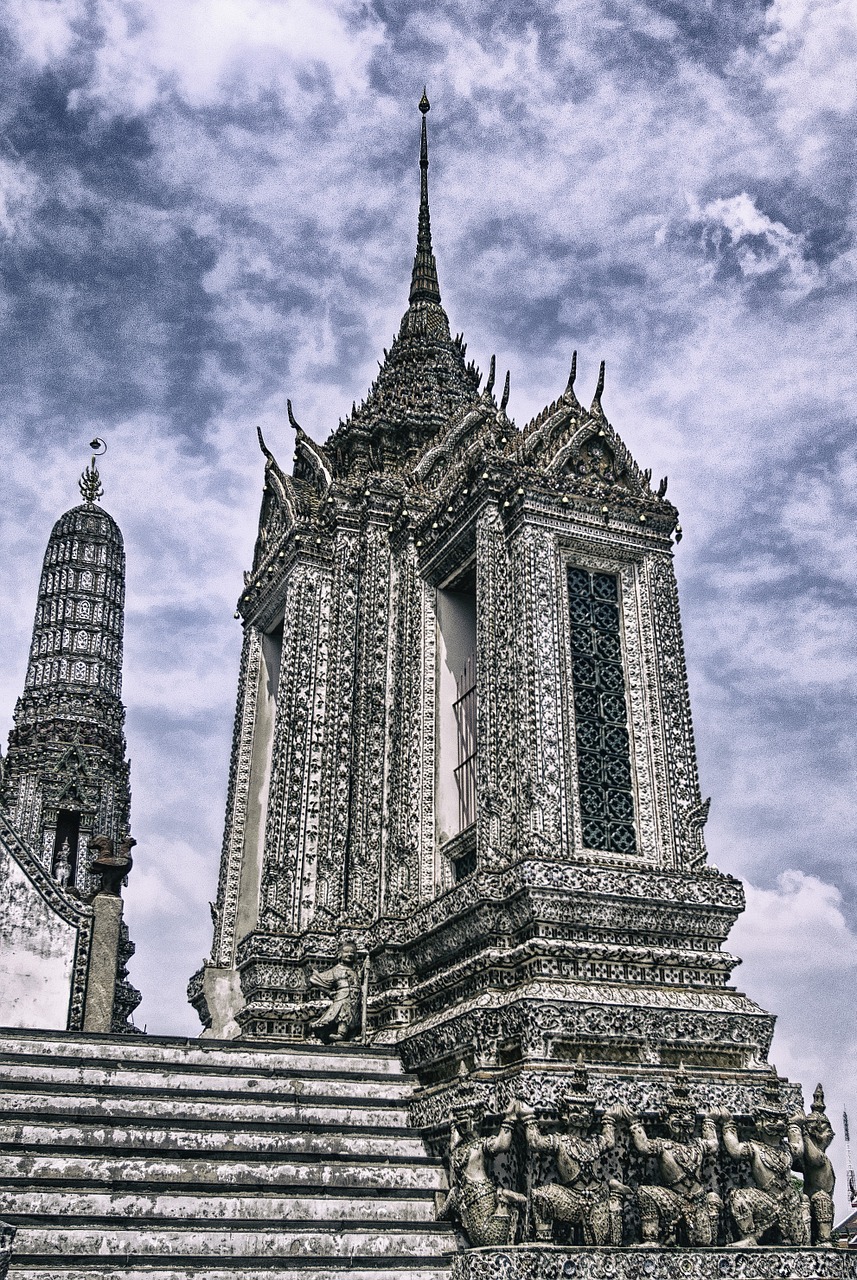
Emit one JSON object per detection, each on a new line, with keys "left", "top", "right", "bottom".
{"left": 260, "top": 562, "right": 331, "bottom": 931}
{"left": 508, "top": 521, "right": 566, "bottom": 858}
{"left": 475, "top": 504, "right": 516, "bottom": 869}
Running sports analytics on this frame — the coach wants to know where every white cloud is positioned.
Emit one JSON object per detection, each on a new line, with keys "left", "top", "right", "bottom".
{"left": 730, "top": 871, "right": 857, "bottom": 1215}
{"left": 3, "top": 0, "right": 87, "bottom": 69}
{"left": 70, "top": 0, "right": 385, "bottom": 115}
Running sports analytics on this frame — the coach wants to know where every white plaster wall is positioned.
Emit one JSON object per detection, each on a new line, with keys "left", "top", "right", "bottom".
{"left": 235, "top": 625, "right": 282, "bottom": 945}
{"left": 0, "top": 835, "right": 77, "bottom": 1029}
{"left": 435, "top": 587, "right": 476, "bottom": 845}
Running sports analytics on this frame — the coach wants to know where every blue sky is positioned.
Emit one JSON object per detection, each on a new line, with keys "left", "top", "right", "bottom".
{"left": 1, "top": 0, "right": 856, "bottom": 1209}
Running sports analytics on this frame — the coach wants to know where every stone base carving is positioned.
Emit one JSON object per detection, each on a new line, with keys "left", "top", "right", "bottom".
{"left": 452, "top": 1245, "right": 857, "bottom": 1280}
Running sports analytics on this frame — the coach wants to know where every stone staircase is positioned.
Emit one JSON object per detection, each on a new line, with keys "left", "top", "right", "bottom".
{"left": 0, "top": 1028, "right": 457, "bottom": 1280}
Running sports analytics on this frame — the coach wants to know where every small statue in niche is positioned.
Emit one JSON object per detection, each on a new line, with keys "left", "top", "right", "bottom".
{"left": 521, "top": 1086, "right": 629, "bottom": 1245}
{"left": 720, "top": 1082, "right": 810, "bottom": 1247}
{"left": 308, "top": 940, "right": 362, "bottom": 1042}
{"left": 53, "top": 838, "right": 72, "bottom": 888}
{"left": 622, "top": 1071, "right": 721, "bottom": 1247}
{"left": 437, "top": 1099, "right": 526, "bottom": 1247}
{"left": 789, "top": 1085, "right": 836, "bottom": 1246}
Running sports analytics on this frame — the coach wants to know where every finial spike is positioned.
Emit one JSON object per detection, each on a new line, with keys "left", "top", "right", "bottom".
{"left": 78, "top": 438, "right": 106, "bottom": 505}
{"left": 565, "top": 351, "right": 578, "bottom": 398}
{"left": 408, "top": 92, "right": 441, "bottom": 306}
{"left": 287, "top": 399, "right": 301, "bottom": 433}
{"left": 485, "top": 355, "right": 496, "bottom": 396}
{"left": 500, "top": 370, "right": 510, "bottom": 414}
{"left": 591, "top": 359, "right": 605, "bottom": 414}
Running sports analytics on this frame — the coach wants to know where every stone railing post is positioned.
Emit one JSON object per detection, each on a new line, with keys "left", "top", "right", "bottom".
{"left": 82, "top": 833, "right": 135, "bottom": 1034}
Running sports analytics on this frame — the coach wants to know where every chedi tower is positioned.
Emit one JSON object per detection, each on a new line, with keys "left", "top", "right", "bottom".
{"left": 3, "top": 448, "right": 129, "bottom": 887}
{"left": 190, "top": 98, "right": 844, "bottom": 1265}
{"left": 0, "top": 445, "right": 139, "bottom": 1032}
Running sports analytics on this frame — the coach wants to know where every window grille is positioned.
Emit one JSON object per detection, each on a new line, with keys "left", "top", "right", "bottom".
{"left": 568, "top": 567, "right": 637, "bottom": 854}
{"left": 453, "top": 651, "right": 477, "bottom": 832}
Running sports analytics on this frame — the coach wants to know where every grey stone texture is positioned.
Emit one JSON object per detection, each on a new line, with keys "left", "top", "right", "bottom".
{"left": 0, "top": 1028, "right": 455, "bottom": 1277}
{"left": 82, "top": 893, "right": 123, "bottom": 1032}
{"left": 452, "top": 1246, "right": 857, "bottom": 1280}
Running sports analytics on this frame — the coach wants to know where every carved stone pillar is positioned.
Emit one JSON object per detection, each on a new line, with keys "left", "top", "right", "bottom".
{"left": 261, "top": 563, "right": 331, "bottom": 932}
{"left": 475, "top": 504, "right": 516, "bottom": 869}
{"left": 508, "top": 522, "right": 565, "bottom": 858}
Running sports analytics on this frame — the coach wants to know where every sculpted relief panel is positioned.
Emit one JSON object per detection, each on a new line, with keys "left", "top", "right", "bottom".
{"left": 437, "top": 1067, "right": 839, "bottom": 1254}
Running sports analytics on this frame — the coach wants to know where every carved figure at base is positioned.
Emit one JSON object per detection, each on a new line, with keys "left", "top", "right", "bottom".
{"left": 721, "top": 1081, "right": 810, "bottom": 1247}
{"left": 623, "top": 1070, "right": 721, "bottom": 1247}
{"left": 308, "top": 940, "right": 362, "bottom": 1042}
{"left": 522, "top": 1063, "right": 629, "bottom": 1245}
{"left": 438, "top": 1100, "right": 526, "bottom": 1247}
{"left": 0, "top": 1220, "right": 16, "bottom": 1280}
{"left": 788, "top": 1084, "right": 836, "bottom": 1246}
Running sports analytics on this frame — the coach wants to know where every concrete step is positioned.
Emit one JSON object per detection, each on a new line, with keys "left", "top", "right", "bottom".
{"left": 10, "top": 1221, "right": 454, "bottom": 1257}
{"left": 0, "top": 1057, "right": 415, "bottom": 1102}
{"left": 0, "top": 1089, "right": 411, "bottom": 1128}
{"left": 11, "top": 1267, "right": 452, "bottom": 1279}
{"left": 0, "top": 1120, "right": 435, "bottom": 1161}
{"left": 0, "top": 1031, "right": 407, "bottom": 1077}
{"left": 2, "top": 1188, "right": 439, "bottom": 1221}
{"left": 0, "top": 1149, "right": 446, "bottom": 1188}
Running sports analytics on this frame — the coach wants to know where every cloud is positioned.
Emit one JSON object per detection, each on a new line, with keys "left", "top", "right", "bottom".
{"left": 681, "top": 191, "right": 824, "bottom": 295}
{"left": 731, "top": 871, "right": 857, "bottom": 1214}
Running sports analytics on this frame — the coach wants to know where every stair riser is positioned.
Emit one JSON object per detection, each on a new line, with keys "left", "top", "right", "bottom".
{"left": 0, "top": 1096, "right": 410, "bottom": 1127}
{"left": 0, "top": 1155, "right": 446, "bottom": 1188}
{"left": 9, "top": 1267, "right": 452, "bottom": 1279}
{"left": 0, "top": 1129, "right": 431, "bottom": 1160}
{"left": 2, "top": 1191, "right": 438, "bottom": 1220}
{"left": 10, "top": 1226, "right": 452, "bottom": 1257}
{"left": 0, "top": 1064, "right": 413, "bottom": 1101}
{"left": 0, "top": 1038, "right": 405, "bottom": 1076}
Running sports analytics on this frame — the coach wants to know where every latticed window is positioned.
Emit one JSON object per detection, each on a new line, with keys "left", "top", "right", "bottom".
{"left": 568, "top": 566, "right": 637, "bottom": 854}
{"left": 453, "top": 652, "right": 477, "bottom": 831}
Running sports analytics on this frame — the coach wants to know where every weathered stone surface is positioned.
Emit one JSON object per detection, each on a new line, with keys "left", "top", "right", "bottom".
{"left": 0, "top": 1028, "right": 455, "bottom": 1277}
{"left": 82, "top": 892, "right": 123, "bottom": 1031}
{"left": 0, "top": 820, "right": 85, "bottom": 1030}
{"left": 452, "top": 1246, "right": 857, "bottom": 1280}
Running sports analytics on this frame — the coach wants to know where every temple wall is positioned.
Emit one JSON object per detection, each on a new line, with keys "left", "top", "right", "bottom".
{"left": 0, "top": 829, "right": 79, "bottom": 1029}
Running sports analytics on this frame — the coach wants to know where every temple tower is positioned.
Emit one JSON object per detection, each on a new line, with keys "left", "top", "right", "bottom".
{"left": 0, "top": 445, "right": 140, "bottom": 1033}
{"left": 192, "top": 97, "right": 787, "bottom": 1130}
{"left": 3, "top": 446, "right": 130, "bottom": 893}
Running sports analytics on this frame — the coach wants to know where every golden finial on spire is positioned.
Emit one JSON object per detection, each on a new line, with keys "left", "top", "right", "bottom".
{"left": 419, "top": 87, "right": 430, "bottom": 114}
{"left": 78, "top": 437, "right": 106, "bottom": 505}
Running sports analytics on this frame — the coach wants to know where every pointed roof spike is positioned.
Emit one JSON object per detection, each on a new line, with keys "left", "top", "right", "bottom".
{"left": 591, "top": 359, "right": 606, "bottom": 414}
{"left": 287, "top": 399, "right": 301, "bottom": 432}
{"left": 500, "top": 370, "right": 510, "bottom": 414}
{"left": 485, "top": 355, "right": 496, "bottom": 396}
{"left": 565, "top": 351, "right": 577, "bottom": 396}
{"left": 408, "top": 90, "right": 441, "bottom": 306}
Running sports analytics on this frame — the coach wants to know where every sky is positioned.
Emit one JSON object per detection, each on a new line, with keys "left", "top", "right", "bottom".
{"left": 1, "top": 0, "right": 856, "bottom": 1213}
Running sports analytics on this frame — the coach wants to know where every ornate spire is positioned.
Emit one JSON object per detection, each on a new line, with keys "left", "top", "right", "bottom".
{"left": 408, "top": 89, "right": 441, "bottom": 306}
{"left": 78, "top": 438, "right": 106, "bottom": 505}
